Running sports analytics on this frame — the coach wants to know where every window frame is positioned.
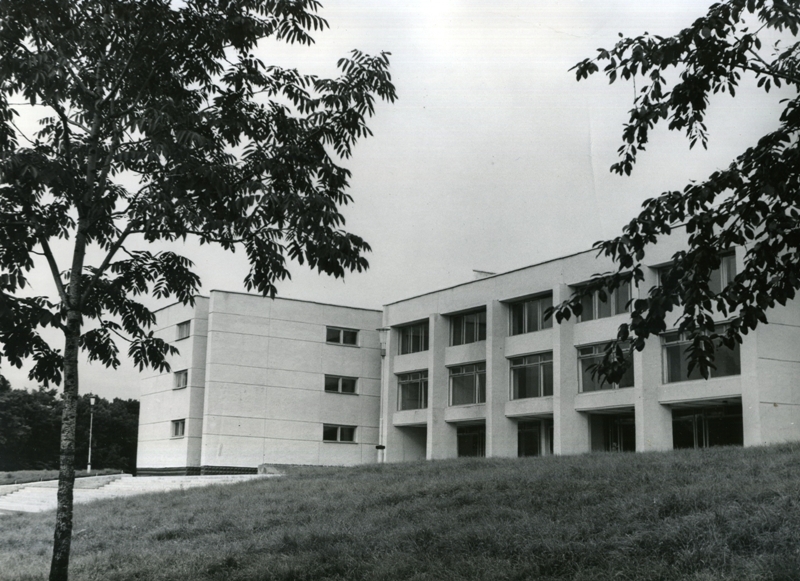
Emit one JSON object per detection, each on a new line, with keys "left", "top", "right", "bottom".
{"left": 578, "top": 282, "right": 631, "bottom": 322}
{"left": 397, "top": 370, "right": 429, "bottom": 411}
{"left": 450, "top": 309, "right": 487, "bottom": 346}
{"left": 449, "top": 362, "right": 487, "bottom": 406}
{"left": 509, "top": 351, "right": 554, "bottom": 400}
{"left": 326, "top": 326, "right": 359, "bottom": 347}
{"left": 173, "top": 369, "right": 188, "bottom": 390}
{"left": 397, "top": 321, "right": 429, "bottom": 355}
{"left": 176, "top": 320, "right": 191, "bottom": 341}
{"left": 324, "top": 374, "right": 358, "bottom": 395}
{"left": 577, "top": 343, "right": 634, "bottom": 393}
{"left": 509, "top": 293, "right": 553, "bottom": 336}
{"left": 322, "top": 424, "right": 357, "bottom": 443}
{"left": 171, "top": 419, "right": 186, "bottom": 438}
{"left": 661, "top": 326, "right": 741, "bottom": 384}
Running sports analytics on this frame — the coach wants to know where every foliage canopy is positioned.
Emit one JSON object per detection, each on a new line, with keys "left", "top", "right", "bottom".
{"left": 555, "top": 0, "right": 800, "bottom": 381}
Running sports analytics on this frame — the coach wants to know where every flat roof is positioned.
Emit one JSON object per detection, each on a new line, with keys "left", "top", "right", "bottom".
{"left": 152, "top": 290, "right": 382, "bottom": 315}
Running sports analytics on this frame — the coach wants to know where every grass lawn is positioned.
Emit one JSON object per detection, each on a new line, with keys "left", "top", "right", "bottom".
{"left": 0, "top": 468, "right": 124, "bottom": 486}
{"left": 2, "top": 445, "right": 800, "bottom": 580}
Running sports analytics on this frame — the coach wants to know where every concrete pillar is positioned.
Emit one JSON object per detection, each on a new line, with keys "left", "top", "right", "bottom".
{"left": 634, "top": 268, "right": 673, "bottom": 451}
{"left": 737, "top": 247, "right": 762, "bottom": 446}
{"left": 427, "top": 314, "right": 457, "bottom": 459}
{"left": 553, "top": 283, "right": 590, "bottom": 454}
{"left": 486, "top": 300, "right": 515, "bottom": 457}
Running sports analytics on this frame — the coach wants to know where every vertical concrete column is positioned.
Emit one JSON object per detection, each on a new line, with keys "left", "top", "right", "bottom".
{"left": 427, "top": 313, "right": 457, "bottom": 459}
{"left": 634, "top": 268, "right": 673, "bottom": 451}
{"left": 737, "top": 247, "right": 762, "bottom": 446}
{"left": 552, "top": 283, "right": 590, "bottom": 455}
{"left": 380, "top": 324, "right": 399, "bottom": 462}
{"left": 486, "top": 300, "right": 515, "bottom": 457}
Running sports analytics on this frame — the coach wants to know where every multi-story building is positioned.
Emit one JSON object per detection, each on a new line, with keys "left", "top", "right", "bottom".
{"left": 137, "top": 232, "right": 800, "bottom": 473}
{"left": 136, "top": 291, "right": 382, "bottom": 474}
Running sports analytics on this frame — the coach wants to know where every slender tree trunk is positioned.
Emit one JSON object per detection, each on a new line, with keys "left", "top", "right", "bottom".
{"left": 49, "top": 314, "right": 81, "bottom": 581}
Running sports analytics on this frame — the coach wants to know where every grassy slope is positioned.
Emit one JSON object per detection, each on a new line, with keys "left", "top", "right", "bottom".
{"left": 2, "top": 445, "right": 800, "bottom": 581}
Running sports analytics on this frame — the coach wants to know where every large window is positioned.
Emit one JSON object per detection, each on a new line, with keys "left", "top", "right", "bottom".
{"left": 326, "top": 327, "right": 358, "bottom": 346}
{"left": 579, "top": 282, "right": 630, "bottom": 322}
{"left": 450, "top": 310, "right": 486, "bottom": 346}
{"left": 457, "top": 425, "right": 486, "bottom": 457}
{"left": 672, "top": 404, "right": 743, "bottom": 449}
{"left": 658, "top": 253, "right": 737, "bottom": 297}
{"left": 510, "top": 352, "right": 553, "bottom": 399}
{"left": 176, "top": 320, "right": 190, "bottom": 340}
{"left": 324, "top": 375, "right": 357, "bottom": 394}
{"left": 510, "top": 294, "right": 553, "bottom": 335}
{"left": 174, "top": 370, "right": 188, "bottom": 390}
{"left": 398, "top": 322, "right": 429, "bottom": 354}
{"left": 578, "top": 344, "right": 634, "bottom": 392}
{"left": 397, "top": 371, "right": 428, "bottom": 410}
{"left": 662, "top": 330, "right": 741, "bottom": 383}
{"left": 171, "top": 419, "right": 185, "bottom": 438}
{"left": 450, "top": 363, "right": 486, "bottom": 406}
{"left": 322, "top": 424, "right": 356, "bottom": 442}
{"left": 590, "top": 413, "right": 635, "bottom": 452}
{"left": 518, "top": 420, "right": 553, "bottom": 457}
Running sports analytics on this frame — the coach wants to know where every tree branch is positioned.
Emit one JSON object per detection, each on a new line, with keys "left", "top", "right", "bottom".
{"left": 79, "top": 221, "right": 135, "bottom": 308}
{"left": 39, "top": 236, "right": 70, "bottom": 307}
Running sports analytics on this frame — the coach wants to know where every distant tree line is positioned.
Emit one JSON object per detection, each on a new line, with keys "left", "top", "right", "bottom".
{"left": 0, "top": 378, "right": 139, "bottom": 473}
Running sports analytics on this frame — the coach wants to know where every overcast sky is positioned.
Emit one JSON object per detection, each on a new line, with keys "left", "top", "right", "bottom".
{"left": 5, "top": 1, "right": 789, "bottom": 398}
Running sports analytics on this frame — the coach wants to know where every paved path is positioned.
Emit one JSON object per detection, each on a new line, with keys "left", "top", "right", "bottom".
{"left": 0, "top": 474, "right": 274, "bottom": 513}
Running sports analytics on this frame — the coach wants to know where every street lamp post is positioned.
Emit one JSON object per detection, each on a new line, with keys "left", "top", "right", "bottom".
{"left": 87, "top": 394, "right": 96, "bottom": 474}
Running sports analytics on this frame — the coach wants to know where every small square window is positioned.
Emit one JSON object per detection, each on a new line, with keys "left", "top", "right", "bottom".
{"left": 171, "top": 419, "right": 185, "bottom": 438}
{"left": 174, "top": 370, "right": 188, "bottom": 389}
{"left": 176, "top": 321, "right": 190, "bottom": 340}
{"left": 322, "top": 424, "right": 356, "bottom": 442}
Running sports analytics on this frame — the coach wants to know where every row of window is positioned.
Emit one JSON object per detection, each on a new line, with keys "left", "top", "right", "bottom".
{"left": 173, "top": 370, "right": 364, "bottom": 394}
{"left": 395, "top": 255, "right": 738, "bottom": 355}
{"left": 396, "top": 339, "right": 741, "bottom": 410}
{"left": 174, "top": 321, "right": 363, "bottom": 346}
{"left": 170, "top": 419, "right": 357, "bottom": 442}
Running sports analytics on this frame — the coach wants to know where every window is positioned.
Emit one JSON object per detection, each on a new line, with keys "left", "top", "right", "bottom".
{"left": 510, "top": 352, "right": 553, "bottom": 399}
{"left": 709, "top": 253, "right": 737, "bottom": 295}
{"left": 672, "top": 404, "right": 743, "bottom": 449}
{"left": 174, "top": 370, "right": 188, "bottom": 390}
{"left": 322, "top": 424, "right": 356, "bottom": 442}
{"left": 510, "top": 294, "right": 553, "bottom": 335}
{"left": 451, "top": 310, "right": 486, "bottom": 346}
{"left": 590, "top": 414, "right": 635, "bottom": 452}
{"left": 579, "top": 282, "right": 630, "bottom": 322}
{"left": 518, "top": 420, "right": 553, "bottom": 457}
{"left": 176, "top": 320, "right": 191, "bottom": 340}
{"left": 398, "top": 322, "right": 429, "bottom": 355}
{"left": 324, "top": 375, "right": 357, "bottom": 394}
{"left": 326, "top": 327, "right": 358, "bottom": 346}
{"left": 662, "top": 329, "right": 740, "bottom": 383}
{"left": 397, "top": 371, "right": 428, "bottom": 410}
{"left": 578, "top": 344, "right": 634, "bottom": 392}
{"left": 457, "top": 425, "right": 486, "bottom": 457}
{"left": 171, "top": 419, "right": 185, "bottom": 438}
{"left": 449, "top": 363, "right": 486, "bottom": 405}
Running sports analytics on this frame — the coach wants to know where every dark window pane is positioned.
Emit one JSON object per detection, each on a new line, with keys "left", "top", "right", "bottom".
{"left": 422, "top": 325, "right": 429, "bottom": 351}
{"left": 540, "top": 295, "right": 553, "bottom": 329}
{"left": 615, "top": 282, "right": 630, "bottom": 315}
{"left": 526, "top": 300, "right": 539, "bottom": 333}
{"left": 581, "top": 355, "right": 602, "bottom": 392}
{"left": 709, "top": 267, "right": 723, "bottom": 295}
{"left": 619, "top": 359, "right": 635, "bottom": 388}
{"left": 542, "top": 361, "right": 554, "bottom": 396}
{"left": 326, "top": 328, "right": 341, "bottom": 343}
{"left": 452, "top": 316, "right": 464, "bottom": 346}
{"left": 511, "top": 303, "right": 525, "bottom": 335}
{"left": 343, "top": 330, "right": 358, "bottom": 345}
{"left": 581, "top": 293, "right": 594, "bottom": 321}
{"left": 464, "top": 314, "right": 476, "bottom": 343}
{"left": 324, "top": 376, "right": 340, "bottom": 392}
{"left": 457, "top": 425, "right": 486, "bottom": 457}
{"left": 339, "top": 427, "right": 355, "bottom": 442}
{"left": 451, "top": 375, "right": 475, "bottom": 405}
{"left": 518, "top": 422, "right": 541, "bottom": 457}
{"left": 477, "top": 371, "right": 486, "bottom": 403}
{"left": 411, "top": 325, "right": 422, "bottom": 352}
{"left": 340, "top": 378, "right": 357, "bottom": 393}
{"left": 712, "top": 343, "right": 741, "bottom": 378}
{"left": 322, "top": 425, "right": 338, "bottom": 441}
{"left": 597, "top": 291, "right": 612, "bottom": 319}
{"left": 477, "top": 311, "right": 486, "bottom": 341}
{"left": 723, "top": 254, "right": 736, "bottom": 286}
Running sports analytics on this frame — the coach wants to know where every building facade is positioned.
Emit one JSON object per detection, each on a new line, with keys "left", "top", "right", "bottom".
{"left": 136, "top": 292, "right": 382, "bottom": 474}
{"left": 137, "top": 233, "right": 800, "bottom": 473}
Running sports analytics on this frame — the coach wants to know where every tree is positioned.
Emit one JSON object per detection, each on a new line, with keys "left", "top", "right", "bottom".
{"left": 552, "top": 0, "right": 800, "bottom": 383}
{"left": 0, "top": 1, "right": 396, "bottom": 579}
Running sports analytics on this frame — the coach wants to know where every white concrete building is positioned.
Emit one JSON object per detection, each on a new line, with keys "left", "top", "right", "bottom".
{"left": 137, "top": 292, "right": 382, "bottom": 474}
{"left": 137, "top": 233, "right": 800, "bottom": 473}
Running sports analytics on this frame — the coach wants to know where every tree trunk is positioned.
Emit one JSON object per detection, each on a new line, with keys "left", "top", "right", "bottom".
{"left": 49, "top": 314, "right": 81, "bottom": 581}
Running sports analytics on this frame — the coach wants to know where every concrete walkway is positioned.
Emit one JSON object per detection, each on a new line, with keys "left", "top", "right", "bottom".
{"left": 0, "top": 474, "right": 274, "bottom": 513}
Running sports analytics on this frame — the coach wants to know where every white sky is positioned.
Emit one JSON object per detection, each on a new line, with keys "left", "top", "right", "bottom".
{"left": 4, "top": 1, "right": 790, "bottom": 398}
